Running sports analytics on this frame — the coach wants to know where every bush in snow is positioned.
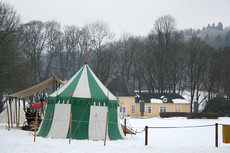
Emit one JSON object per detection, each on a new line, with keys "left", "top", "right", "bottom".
{"left": 202, "top": 96, "right": 230, "bottom": 117}
{"left": 187, "top": 113, "right": 219, "bottom": 119}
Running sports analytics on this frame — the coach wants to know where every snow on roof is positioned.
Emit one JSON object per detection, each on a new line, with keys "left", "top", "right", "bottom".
{"left": 150, "top": 98, "right": 190, "bottom": 104}
{"left": 172, "top": 99, "right": 190, "bottom": 104}
{"left": 150, "top": 98, "right": 163, "bottom": 103}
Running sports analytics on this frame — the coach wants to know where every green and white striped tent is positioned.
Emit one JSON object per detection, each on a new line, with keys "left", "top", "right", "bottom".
{"left": 37, "top": 64, "right": 124, "bottom": 140}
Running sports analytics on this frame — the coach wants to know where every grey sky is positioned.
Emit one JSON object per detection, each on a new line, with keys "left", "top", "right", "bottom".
{"left": 2, "top": 0, "right": 230, "bottom": 37}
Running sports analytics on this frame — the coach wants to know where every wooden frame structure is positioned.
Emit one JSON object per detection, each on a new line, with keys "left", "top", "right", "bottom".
{"left": 5, "top": 76, "right": 64, "bottom": 130}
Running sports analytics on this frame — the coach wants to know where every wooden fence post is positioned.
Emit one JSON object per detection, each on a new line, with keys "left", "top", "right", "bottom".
{"left": 215, "top": 123, "right": 218, "bottom": 147}
{"left": 145, "top": 126, "right": 148, "bottom": 146}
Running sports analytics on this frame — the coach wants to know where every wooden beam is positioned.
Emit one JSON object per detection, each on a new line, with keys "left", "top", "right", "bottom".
{"left": 85, "top": 44, "right": 87, "bottom": 64}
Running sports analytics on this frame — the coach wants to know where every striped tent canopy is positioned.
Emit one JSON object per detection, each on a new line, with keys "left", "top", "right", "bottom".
{"left": 38, "top": 64, "right": 124, "bottom": 140}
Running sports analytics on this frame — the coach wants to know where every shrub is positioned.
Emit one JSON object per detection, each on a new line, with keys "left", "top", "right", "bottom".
{"left": 202, "top": 96, "right": 230, "bottom": 117}
{"left": 160, "top": 112, "right": 188, "bottom": 118}
{"left": 187, "top": 113, "right": 219, "bottom": 119}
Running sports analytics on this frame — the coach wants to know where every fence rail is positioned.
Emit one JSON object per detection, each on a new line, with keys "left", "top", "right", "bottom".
{"left": 140, "top": 123, "right": 225, "bottom": 147}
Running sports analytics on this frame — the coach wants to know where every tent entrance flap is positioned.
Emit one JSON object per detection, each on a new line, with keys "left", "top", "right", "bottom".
{"left": 47, "top": 104, "right": 71, "bottom": 138}
{"left": 89, "top": 105, "right": 108, "bottom": 140}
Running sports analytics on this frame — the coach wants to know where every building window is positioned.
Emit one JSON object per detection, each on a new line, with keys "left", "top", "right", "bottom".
{"left": 160, "top": 106, "right": 167, "bottom": 112}
{"left": 119, "top": 106, "right": 127, "bottom": 117}
{"left": 145, "top": 106, "right": 152, "bottom": 114}
{"left": 175, "top": 106, "right": 182, "bottom": 112}
{"left": 131, "top": 105, "right": 135, "bottom": 114}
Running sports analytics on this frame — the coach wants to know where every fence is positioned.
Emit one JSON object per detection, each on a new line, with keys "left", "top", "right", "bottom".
{"left": 134, "top": 123, "right": 228, "bottom": 147}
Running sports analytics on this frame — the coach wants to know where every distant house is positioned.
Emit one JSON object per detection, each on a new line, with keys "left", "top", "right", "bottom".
{"left": 118, "top": 93, "right": 190, "bottom": 117}
{"left": 107, "top": 78, "right": 190, "bottom": 117}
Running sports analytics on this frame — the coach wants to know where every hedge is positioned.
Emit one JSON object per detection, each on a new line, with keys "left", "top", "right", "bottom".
{"left": 160, "top": 112, "right": 187, "bottom": 118}
{"left": 187, "top": 113, "right": 219, "bottom": 119}
{"left": 160, "top": 112, "right": 219, "bottom": 119}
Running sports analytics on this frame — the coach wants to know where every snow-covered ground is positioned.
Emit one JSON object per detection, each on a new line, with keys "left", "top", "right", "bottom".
{"left": 1, "top": 117, "right": 230, "bottom": 153}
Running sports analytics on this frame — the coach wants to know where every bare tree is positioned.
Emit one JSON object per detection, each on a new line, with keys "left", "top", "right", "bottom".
{"left": 0, "top": 2, "right": 33, "bottom": 111}
{"left": 147, "top": 15, "right": 178, "bottom": 92}
{"left": 54, "top": 25, "right": 81, "bottom": 79}
{"left": 86, "top": 21, "right": 114, "bottom": 83}
{"left": 185, "top": 37, "right": 213, "bottom": 112}
{"left": 19, "top": 21, "right": 46, "bottom": 82}
{"left": 219, "top": 47, "right": 230, "bottom": 99}
{"left": 132, "top": 37, "right": 146, "bottom": 93}
{"left": 43, "top": 21, "right": 63, "bottom": 79}
{"left": 116, "top": 33, "right": 136, "bottom": 81}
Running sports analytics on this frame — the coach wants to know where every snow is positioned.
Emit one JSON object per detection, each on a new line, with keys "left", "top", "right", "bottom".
{"left": 1, "top": 117, "right": 230, "bottom": 153}
{"left": 150, "top": 98, "right": 162, "bottom": 103}
{"left": 172, "top": 99, "right": 190, "bottom": 104}
{"left": 150, "top": 98, "right": 190, "bottom": 104}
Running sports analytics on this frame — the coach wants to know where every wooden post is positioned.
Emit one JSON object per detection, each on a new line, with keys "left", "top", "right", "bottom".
{"left": 145, "top": 126, "right": 148, "bottom": 146}
{"left": 34, "top": 109, "right": 39, "bottom": 142}
{"left": 6, "top": 97, "right": 10, "bottom": 131}
{"left": 215, "top": 123, "right": 218, "bottom": 147}
{"left": 15, "top": 98, "right": 17, "bottom": 126}
{"left": 18, "top": 98, "right": 20, "bottom": 127}
{"left": 124, "top": 118, "right": 127, "bottom": 136}
{"left": 69, "top": 111, "right": 72, "bottom": 144}
{"left": 23, "top": 98, "right": 26, "bottom": 112}
{"left": 104, "top": 111, "right": 109, "bottom": 146}
{"left": 9, "top": 98, "right": 13, "bottom": 128}
{"left": 85, "top": 44, "right": 87, "bottom": 63}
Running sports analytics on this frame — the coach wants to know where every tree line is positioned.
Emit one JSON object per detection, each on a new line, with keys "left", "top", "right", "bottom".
{"left": 183, "top": 22, "right": 230, "bottom": 48}
{"left": 1, "top": 2, "right": 230, "bottom": 112}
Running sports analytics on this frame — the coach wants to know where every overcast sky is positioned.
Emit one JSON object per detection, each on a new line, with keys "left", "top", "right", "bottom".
{"left": 2, "top": 0, "right": 230, "bottom": 38}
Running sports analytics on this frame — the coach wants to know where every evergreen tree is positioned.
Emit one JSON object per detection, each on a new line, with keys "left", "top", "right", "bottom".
{"left": 215, "top": 34, "right": 222, "bottom": 43}
{"left": 224, "top": 31, "right": 230, "bottom": 45}
{"left": 203, "top": 97, "right": 230, "bottom": 116}
{"left": 205, "top": 34, "right": 209, "bottom": 40}
{"left": 212, "top": 23, "right": 215, "bottom": 29}
{"left": 217, "top": 22, "right": 223, "bottom": 31}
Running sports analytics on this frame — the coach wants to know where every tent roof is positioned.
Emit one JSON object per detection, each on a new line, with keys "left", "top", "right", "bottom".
{"left": 49, "top": 64, "right": 117, "bottom": 101}
{"left": 9, "top": 76, "right": 64, "bottom": 98}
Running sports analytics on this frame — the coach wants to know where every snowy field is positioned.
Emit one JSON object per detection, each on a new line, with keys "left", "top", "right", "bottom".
{"left": 1, "top": 117, "right": 230, "bottom": 153}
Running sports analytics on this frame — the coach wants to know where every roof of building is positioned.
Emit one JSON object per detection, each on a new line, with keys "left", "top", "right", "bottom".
{"left": 107, "top": 77, "right": 135, "bottom": 96}
{"left": 135, "top": 93, "right": 190, "bottom": 104}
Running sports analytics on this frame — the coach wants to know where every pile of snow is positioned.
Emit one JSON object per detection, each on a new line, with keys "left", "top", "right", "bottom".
{"left": 0, "top": 117, "right": 230, "bottom": 153}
